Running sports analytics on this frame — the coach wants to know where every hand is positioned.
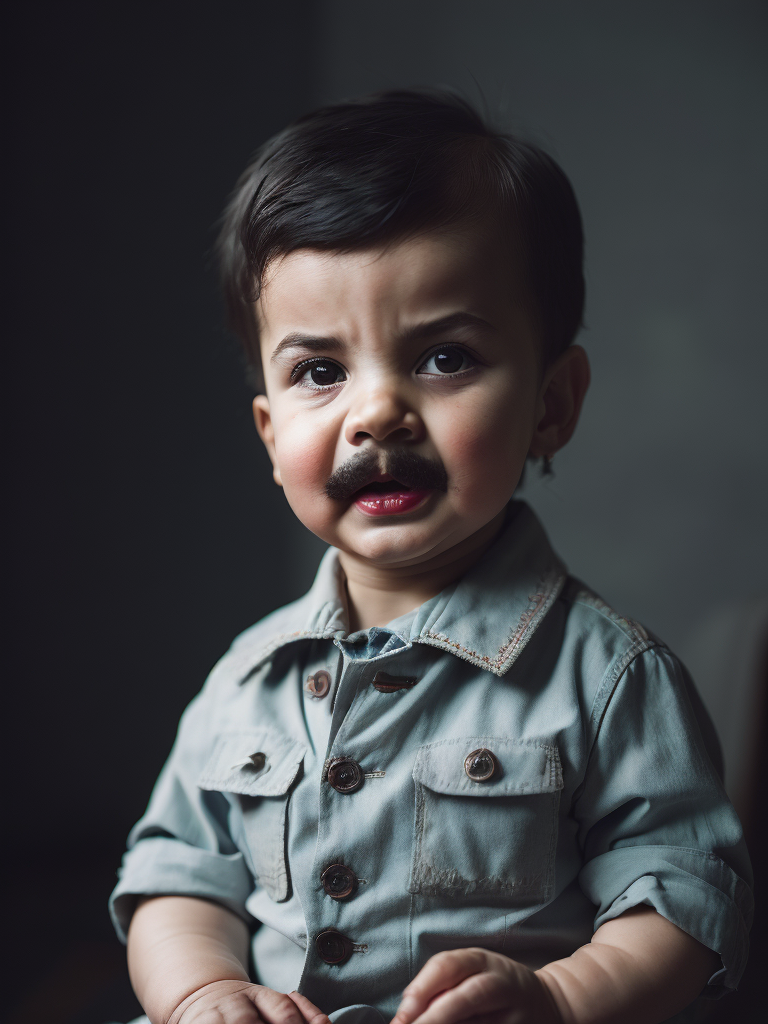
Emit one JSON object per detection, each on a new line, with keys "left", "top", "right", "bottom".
{"left": 169, "top": 979, "right": 331, "bottom": 1024}
{"left": 391, "top": 948, "right": 563, "bottom": 1024}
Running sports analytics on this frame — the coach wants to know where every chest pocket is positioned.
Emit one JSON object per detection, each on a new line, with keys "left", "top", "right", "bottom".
{"left": 409, "top": 737, "right": 563, "bottom": 904}
{"left": 198, "top": 731, "right": 306, "bottom": 903}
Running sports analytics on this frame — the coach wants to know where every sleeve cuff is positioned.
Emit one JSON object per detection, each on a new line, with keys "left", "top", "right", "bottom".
{"left": 580, "top": 846, "right": 753, "bottom": 993}
{"left": 109, "top": 836, "right": 256, "bottom": 943}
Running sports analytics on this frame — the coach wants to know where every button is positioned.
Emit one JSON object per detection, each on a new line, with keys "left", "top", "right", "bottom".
{"left": 464, "top": 747, "right": 497, "bottom": 782}
{"left": 327, "top": 757, "right": 364, "bottom": 794}
{"left": 306, "top": 670, "right": 331, "bottom": 697}
{"left": 230, "top": 751, "right": 266, "bottom": 772}
{"left": 321, "top": 863, "right": 358, "bottom": 900}
{"left": 372, "top": 671, "right": 418, "bottom": 692}
{"left": 315, "top": 927, "right": 353, "bottom": 965}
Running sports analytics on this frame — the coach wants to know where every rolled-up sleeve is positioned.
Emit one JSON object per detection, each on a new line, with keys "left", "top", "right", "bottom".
{"left": 576, "top": 646, "right": 753, "bottom": 993}
{"left": 109, "top": 686, "right": 255, "bottom": 942}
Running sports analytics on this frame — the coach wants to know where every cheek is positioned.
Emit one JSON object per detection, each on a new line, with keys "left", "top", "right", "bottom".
{"left": 272, "top": 406, "right": 326, "bottom": 466}
{"left": 271, "top": 415, "right": 339, "bottom": 526}
{"left": 279, "top": 443, "right": 328, "bottom": 483}
{"left": 435, "top": 393, "right": 534, "bottom": 498}
{"left": 273, "top": 419, "right": 329, "bottom": 490}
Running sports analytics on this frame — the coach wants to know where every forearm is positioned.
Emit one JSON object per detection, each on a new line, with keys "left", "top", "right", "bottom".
{"left": 127, "top": 895, "right": 251, "bottom": 1024}
{"left": 536, "top": 906, "right": 720, "bottom": 1024}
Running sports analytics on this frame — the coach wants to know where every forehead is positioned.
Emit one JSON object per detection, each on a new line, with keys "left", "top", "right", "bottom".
{"left": 255, "top": 222, "right": 531, "bottom": 349}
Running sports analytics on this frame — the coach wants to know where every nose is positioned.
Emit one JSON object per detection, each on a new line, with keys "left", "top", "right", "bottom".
{"left": 344, "top": 380, "right": 425, "bottom": 446}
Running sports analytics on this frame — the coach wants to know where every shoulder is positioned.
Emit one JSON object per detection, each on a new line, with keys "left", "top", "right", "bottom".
{"left": 561, "top": 577, "right": 656, "bottom": 660}
{"left": 562, "top": 577, "right": 652, "bottom": 645}
{"left": 162, "top": 592, "right": 317, "bottom": 749}
{"left": 230, "top": 592, "right": 315, "bottom": 656}
{"left": 201, "top": 590, "right": 316, "bottom": 698}
{"left": 555, "top": 579, "right": 721, "bottom": 759}
{"left": 551, "top": 577, "right": 668, "bottom": 717}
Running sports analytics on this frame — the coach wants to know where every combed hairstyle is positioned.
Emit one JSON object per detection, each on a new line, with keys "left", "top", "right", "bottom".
{"left": 217, "top": 89, "right": 585, "bottom": 391}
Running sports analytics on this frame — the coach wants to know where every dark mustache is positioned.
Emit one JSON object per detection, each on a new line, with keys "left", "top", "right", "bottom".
{"left": 325, "top": 448, "right": 448, "bottom": 501}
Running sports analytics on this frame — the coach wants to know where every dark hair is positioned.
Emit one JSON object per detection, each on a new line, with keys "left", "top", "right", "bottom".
{"left": 217, "top": 89, "right": 585, "bottom": 390}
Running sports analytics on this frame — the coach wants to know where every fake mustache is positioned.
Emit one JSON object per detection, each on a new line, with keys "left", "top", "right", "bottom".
{"left": 325, "top": 448, "right": 448, "bottom": 501}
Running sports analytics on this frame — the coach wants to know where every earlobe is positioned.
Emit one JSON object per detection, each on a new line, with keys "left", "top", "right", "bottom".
{"left": 252, "top": 395, "right": 283, "bottom": 487}
{"left": 528, "top": 345, "right": 590, "bottom": 460}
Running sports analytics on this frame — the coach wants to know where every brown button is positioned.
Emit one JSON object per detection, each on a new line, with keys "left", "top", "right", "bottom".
{"left": 315, "top": 927, "right": 353, "bottom": 965}
{"left": 230, "top": 751, "right": 267, "bottom": 772}
{"left": 327, "top": 757, "right": 364, "bottom": 794}
{"left": 464, "top": 748, "right": 497, "bottom": 782}
{"left": 321, "top": 863, "right": 358, "bottom": 900}
{"left": 306, "top": 670, "right": 331, "bottom": 697}
{"left": 372, "top": 671, "right": 418, "bottom": 693}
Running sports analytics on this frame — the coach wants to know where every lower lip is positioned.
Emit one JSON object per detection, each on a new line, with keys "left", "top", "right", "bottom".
{"left": 353, "top": 489, "right": 432, "bottom": 516}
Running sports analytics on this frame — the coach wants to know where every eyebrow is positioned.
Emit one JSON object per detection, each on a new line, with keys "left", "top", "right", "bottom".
{"left": 404, "top": 311, "right": 496, "bottom": 342}
{"left": 270, "top": 333, "right": 345, "bottom": 363}
{"left": 269, "top": 312, "right": 496, "bottom": 364}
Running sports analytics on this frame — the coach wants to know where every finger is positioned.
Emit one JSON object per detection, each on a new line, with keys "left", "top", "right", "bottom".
{"left": 393, "top": 949, "right": 491, "bottom": 1023}
{"left": 181, "top": 998, "right": 261, "bottom": 1024}
{"left": 249, "top": 988, "right": 310, "bottom": 1024}
{"left": 176, "top": 990, "right": 262, "bottom": 1024}
{"left": 409, "top": 972, "right": 511, "bottom": 1024}
{"left": 286, "top": 990, "right": 332, "bottom": 1024}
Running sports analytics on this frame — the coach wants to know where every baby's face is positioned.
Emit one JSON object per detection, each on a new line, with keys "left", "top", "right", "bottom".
{"left": 253, "top": 223, "right": 547, "bottom": 570}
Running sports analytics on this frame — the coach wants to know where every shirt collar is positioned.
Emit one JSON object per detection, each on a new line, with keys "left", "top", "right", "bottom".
{"left": 222, "top": 501, "right": 567, "bottom": 684}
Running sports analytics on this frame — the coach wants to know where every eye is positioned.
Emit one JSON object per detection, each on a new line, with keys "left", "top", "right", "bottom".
{"left": 418, "top": 346, "right": 474, "bottom": 376}
{"left": 293, "top": 358, "right": 346, "bottom": 389}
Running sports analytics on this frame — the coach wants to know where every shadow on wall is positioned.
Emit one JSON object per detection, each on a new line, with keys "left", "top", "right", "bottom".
{"left": 679, "top": 599, "right": 768, "bottom": 825}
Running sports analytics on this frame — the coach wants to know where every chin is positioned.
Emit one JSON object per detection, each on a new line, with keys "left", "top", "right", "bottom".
{"left": 346, "top": 536, "right": 421, "bottom": 565}
{"left": 339, "top": 522, "right": 450, "bottom": 567}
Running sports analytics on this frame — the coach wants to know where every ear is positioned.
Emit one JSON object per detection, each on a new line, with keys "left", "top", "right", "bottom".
{"left": 252, "top": 395, "right": 283, "bottom": 487}
{"left": 528, "top": 345, "right": 591, "bottom": 460}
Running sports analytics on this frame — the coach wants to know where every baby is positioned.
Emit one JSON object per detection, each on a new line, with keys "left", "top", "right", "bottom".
{"left": 110, "top": 90, "right": 752, "bottom": 1024}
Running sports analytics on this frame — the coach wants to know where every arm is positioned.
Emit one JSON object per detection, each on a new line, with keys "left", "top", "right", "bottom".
{"left": 539, "top": 905, "right": 719, "bottom": 1023}
{"left": 393, "top": 906, "right": 720, "bottom": 1024}
{"left": 127, "top": 896, "right": 329, "bottom": 1024}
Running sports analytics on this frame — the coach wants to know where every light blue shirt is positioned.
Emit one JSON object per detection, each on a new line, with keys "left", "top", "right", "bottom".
{"left": 110, "top": 502, "right": 752, "bottom": 1018}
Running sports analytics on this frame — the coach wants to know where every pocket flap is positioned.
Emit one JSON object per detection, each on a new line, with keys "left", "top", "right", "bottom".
{"left": 198, "top": 731, "right": 306, "bottom": 797}
{"left": 412, "top": 737, "right": 562, "bottom": 797}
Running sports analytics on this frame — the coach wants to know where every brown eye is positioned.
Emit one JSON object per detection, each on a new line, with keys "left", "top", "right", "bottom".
{"left": 434, "top": 349, "right": 464, "bottom": 373}
{"left": 310, "top": 362, "right": 342, "bottom": 385}
{"left": 419, "top": 347, "right": 472, "bottom": 375}
{"left": 294, "top": 359, "right": 346, "bottom": 388}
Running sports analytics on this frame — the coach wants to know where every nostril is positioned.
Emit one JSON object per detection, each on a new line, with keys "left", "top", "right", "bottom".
{"left": 354, "top": 427, "right": 410, "bottom": 441}
{"left": 388, "top": 426, "right": 413, "bottom": 442}
{"left": 346, "top": 403, "right": 422, "bottom": 445}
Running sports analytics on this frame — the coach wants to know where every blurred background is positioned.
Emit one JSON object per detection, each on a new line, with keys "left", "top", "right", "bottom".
{"left": 7, "top": 2, "right": 766, "bottom": 1021}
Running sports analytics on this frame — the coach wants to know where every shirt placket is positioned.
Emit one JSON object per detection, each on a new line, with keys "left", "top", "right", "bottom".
{"left": 296, "top": 633, "right": 415, "bottom": 1011}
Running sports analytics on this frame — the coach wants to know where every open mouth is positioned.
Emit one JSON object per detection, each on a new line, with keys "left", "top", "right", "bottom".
{"left": 352, "top": 478, "right": 432, "bottom": 516}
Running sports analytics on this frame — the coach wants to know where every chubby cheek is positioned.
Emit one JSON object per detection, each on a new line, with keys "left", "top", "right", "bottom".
{"left": 272, "top": 421, "right": 337, "bottom": 533}
{"left": 436, "top": 400, "right": 532, "bottom": 512}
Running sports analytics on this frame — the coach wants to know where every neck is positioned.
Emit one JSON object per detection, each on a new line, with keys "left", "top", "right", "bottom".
{"left": 338, "top": 511, "right": 507, "bottom": 632}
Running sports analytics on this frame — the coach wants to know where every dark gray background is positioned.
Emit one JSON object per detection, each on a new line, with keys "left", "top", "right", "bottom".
{"left": 8, "top": 3, "right": 766, "bottom": 1022}
{"left": 315, "top": 0, "right": 768, "bottom": 654}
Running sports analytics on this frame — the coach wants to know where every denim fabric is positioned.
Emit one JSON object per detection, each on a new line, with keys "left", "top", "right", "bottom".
{"left": 110, "top": 501, "right": 752, "bottom": 1018}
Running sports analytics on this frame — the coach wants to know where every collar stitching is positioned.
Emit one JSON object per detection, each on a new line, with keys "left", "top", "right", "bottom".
{"left": 422, "top": 564, "right": 564, "bottom": 672}
{"left": 421, "top": 631, "right": 496, "bottom": 666}
{"left": 238, "top": 558, "right": 564, "bottom": 680}
{"left": 498, "top": 576, "right": 555, "bottom": 662}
